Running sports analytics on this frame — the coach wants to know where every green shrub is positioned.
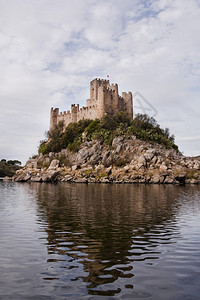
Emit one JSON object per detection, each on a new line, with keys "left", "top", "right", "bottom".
{"left": 92, "top": 128, "right": 113, "bottom": 145}
{"left": 85, "top": 169, "right": 92, "bottom": 177}
{"left": 38, "top": 112, "right": 178, "bottom": 155}
{"left": 128, "top": 115, "right": 178, "bottom": 150}
{"left": 187, "top": 170, "right": 199, "bottom": 179}
{"left": 68, "top": 137, "right": 82, "bottom": 152}
{"left": 97, "top": 171, "right": 107, "bottom": 178}
{"left": 38, "top": 140, "right": 48, "bottom": 154}
{"left": 85, "top": 119, "right": 101, "bottom": 134}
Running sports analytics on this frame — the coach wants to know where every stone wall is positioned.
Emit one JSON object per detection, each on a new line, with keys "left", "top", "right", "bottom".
{"left": 50, "top": 78, "right": 133, "bottom": 131}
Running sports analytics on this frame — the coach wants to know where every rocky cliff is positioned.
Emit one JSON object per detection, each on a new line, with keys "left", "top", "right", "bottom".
{"left": 7, "top": 135, "right": 200, "bottom": 184}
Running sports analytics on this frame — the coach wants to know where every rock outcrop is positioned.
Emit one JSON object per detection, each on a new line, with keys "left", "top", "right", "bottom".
{"left": 8, "top": 136, "right": 200, "bottom": 184}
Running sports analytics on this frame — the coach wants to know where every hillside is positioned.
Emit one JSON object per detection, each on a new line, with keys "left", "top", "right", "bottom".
{"left": 39, "top": 112, "right": 178, "bottom": 154}
{"left": 7, "top": 113, "right": 200, "bottom": 184}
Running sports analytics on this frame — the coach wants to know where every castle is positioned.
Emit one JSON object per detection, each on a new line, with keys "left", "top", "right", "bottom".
{"left": 50, "top": 78, "right": 133, "bottom": 131}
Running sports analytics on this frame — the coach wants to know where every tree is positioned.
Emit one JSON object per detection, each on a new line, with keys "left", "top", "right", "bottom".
{"left": 7, "top": 160, "right": 22, "bottom": 166}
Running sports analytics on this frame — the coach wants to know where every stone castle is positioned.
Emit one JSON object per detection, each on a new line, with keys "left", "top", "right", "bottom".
{"left": 50, "top": 78, "right": 133, "bottom": 131}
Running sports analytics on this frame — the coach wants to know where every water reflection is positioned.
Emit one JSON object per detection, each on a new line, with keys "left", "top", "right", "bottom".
{"left": 23, "top": 183, "right": 196, "bottom": 296}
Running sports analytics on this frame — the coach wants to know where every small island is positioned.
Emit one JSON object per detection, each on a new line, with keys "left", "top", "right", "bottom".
{"left": 7, "top": 78, "right": 200, "bottom": 184}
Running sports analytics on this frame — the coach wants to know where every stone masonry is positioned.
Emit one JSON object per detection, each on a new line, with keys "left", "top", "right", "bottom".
{"left": 50, "top": 78, "right": 133, "bottom": 131}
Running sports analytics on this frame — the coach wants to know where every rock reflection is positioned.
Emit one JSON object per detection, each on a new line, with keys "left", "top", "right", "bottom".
{"left": 26, "top": 183, "right": 187, "bottom": 296}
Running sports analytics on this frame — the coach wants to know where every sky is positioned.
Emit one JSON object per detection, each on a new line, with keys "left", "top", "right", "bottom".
{"left": 0, "top": 0, "right": 200, "bottom": 164}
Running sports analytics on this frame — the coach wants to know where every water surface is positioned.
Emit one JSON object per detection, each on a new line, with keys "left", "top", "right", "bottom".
{"left": 0, "top": 182, "right": 200, "bottom": 299}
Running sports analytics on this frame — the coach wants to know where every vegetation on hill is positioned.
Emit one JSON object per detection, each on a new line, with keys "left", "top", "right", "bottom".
{"left": 0, "top": 159, "right": 22, "bottom": 177}
{"left": 38, "top": 113, "right": 178, "bottom": 155}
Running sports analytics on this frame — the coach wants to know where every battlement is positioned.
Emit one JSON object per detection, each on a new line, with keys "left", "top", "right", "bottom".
{"left": 49, "top": 78, "right": 133, "bottom": 131}
{"left": 92, "top": 78, "right": 110, "bottom": 85}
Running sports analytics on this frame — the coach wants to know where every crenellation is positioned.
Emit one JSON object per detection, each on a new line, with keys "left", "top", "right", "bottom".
{"left": 50, "top": 78, "right": 133, "bottom": 131}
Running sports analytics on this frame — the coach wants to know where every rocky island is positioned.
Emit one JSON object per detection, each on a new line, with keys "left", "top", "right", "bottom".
{"left": 10, "top": 134, "right": 200, "bottom": 185}
{"left": 5, "top": 78, "right": 200, "bottom": 184}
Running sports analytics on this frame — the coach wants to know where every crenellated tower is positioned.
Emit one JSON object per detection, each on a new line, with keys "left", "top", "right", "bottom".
{"left": 49, "top": 78, "right": 133, "bottom": 131}
{"left": 50, "top": 107, "right": 59, "bottom": 131}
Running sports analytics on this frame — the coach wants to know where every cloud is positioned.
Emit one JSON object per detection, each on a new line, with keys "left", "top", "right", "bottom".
{"left": 0, "top": 0, "right": 200, "bottom": 163}
{"left": 177, "top": 136, "right": 200, "bottom": 141}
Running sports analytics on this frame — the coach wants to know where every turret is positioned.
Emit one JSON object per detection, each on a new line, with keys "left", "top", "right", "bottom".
{"left": 122, "top": 92, "right": 133, "bottom": 119}
{"left": 71, "top": 104, "right": 78, "bottom": 123}
{"left": 90, "top": 78, "right": 110, "bottom": 101}
{"left": 50, "top": 107, "right": 59, "bottom": 131}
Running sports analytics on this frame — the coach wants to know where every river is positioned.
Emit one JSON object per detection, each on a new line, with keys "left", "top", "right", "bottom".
{"left": 0, "top": 182, "right": 200, "bottom": 299}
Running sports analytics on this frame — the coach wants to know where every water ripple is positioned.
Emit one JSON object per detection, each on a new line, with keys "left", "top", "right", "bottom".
{"left": 0, "top": 182, "right": 200, "bottom": 299}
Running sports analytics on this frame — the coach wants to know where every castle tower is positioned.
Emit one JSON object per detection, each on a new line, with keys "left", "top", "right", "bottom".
{"left": 90, "top": 78, "right": 109, "bottom": 101}
{"left": 122, "top": 92, "right": 133, "bottom": 119}
{"left": 50, "top": 107, "right": 59, "bottom": 131}
{"left": 49, "top": 78, "right": 133, "bottom": 131}
{"left": 71, "top": 104, "right": 78, "bottom": 123}
{"left": 110, "top": 83, "right": 119, "bottom": 112}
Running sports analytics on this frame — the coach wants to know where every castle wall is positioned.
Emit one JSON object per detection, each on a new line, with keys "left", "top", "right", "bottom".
{"left": 50, "top": 78, "right": 133, "bottom": 131}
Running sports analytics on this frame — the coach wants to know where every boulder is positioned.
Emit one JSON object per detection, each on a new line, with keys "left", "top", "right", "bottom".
{"left": 14, "top": 174, "right": 27, "bottom": 182}
{"left": 42, "top": 171, "right": 59, "bottom": 182}
{"left": 164, "top": 176, "right": 174, "bottom": 184}
{"left": 145, "top": 175, "right": 151, "bottom": 183}
{"left": 72, "top": 165, "right": 80, "bottom": 171}
{"left": 144, "top": 149, "right": 156, "bottom": 161}
{"left": 91, "top": 142, "right": 101, "bottom": 154}
{"left": 49, "top": 159, "right": 60, "bottom": 170}
{"left": 159, "top": 165, "right": 168, "bottom": 173}
{"left": 165, "top": 150, "right": 176, "bottom": 158}
{"left": 193, "top": 162, "right": 200, "bottom": 170}
{"left": 89, "top": 154, "right": 101, "bottom": 165}
{"left": 126, "top": 145, "right": 131, "bottom": 151}
{"left": 105, "top": 166, "right": 112, "bottom": 176}
{"left": 112, "top": 136, "right": 124, "bottom": 147}
{"left": 36, "top": 154, "right": 46, "bottom": 168}
{"left": 76, "top": 148, "right": 91, "bottom": 161}
{"left": 151, "top": 156, "right": 158, "bottom": 166}
{"left": 31, "top": 176, "right": 42, "bottom": 182}
{"left": 100, "top": 178, "right": 110, "bottom": 183}
{"left": 23, "top": 174, "right": 31, "bottom": 181}
{"left": 74, "top": 177, "right": 88, "bottom": 183}
{"left": 189, "top": 178, "right": 199, "bottom": 184}
{"left": 102, "top": 151, "right": 110, "bottom": 166}
{"left": 150, "top": 175, "right": 160, "bottom": 184}
{"left": 175, "top": 172, "right": 187, "bottom": 184}
{"left": 123, "top": 166, "right": 130, "bottom": 173}
{"left": 3, "top": 176, "right": 12, "bottom": 181}
{"left": 25, "top": 159, "right": 37, "bottom": 169}
{"left": 49, "top": 152, "right": 55, "bottom": 158}
{"left": 88, "top": 178, "right": 96, "bottom": 183}
{"left": 116, "top": 144, "right": 123, "bottom": 153}
{"left": 60, "top": 149, "right": 69, "bottom": 156}
{"left": 63, "top": 175, "right": 73, "bottom": 182}
{"left": 137, "top": 155, "right": 146, "bottom": 169}
{"left": 139, "top": 178, "right": 146, "bottom": 183}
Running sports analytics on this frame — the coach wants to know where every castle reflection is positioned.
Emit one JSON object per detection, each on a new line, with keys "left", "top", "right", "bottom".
{"left": 24, "top": 182, "right": 189, "bottom": 296}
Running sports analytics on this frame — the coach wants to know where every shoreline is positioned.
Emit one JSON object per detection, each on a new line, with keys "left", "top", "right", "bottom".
{"left": 5, "top": 136, "right": 200, "bottom": 185}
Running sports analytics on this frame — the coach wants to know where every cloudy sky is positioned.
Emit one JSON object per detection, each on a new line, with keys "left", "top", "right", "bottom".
{"left": 0, "top": 0, "right": 200, "bottom": 164}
